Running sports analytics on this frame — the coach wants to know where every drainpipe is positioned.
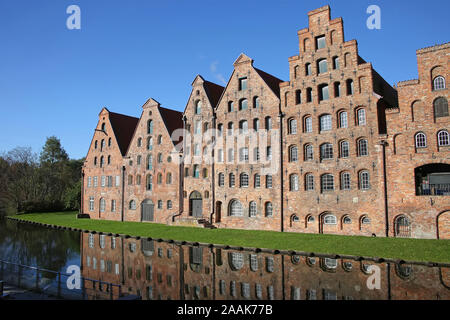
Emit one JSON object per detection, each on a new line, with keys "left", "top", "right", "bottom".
{"left": 80, "top": 169, "right": 85, "bottom": 215}
{"left": 121, "top": 165, "right": 126, "bottom": 222}
{"left": 279, "top": 109, "right": 285, "bottom": 232}
{"left": 380, "top": 140, "right": 389, "bottom": 237}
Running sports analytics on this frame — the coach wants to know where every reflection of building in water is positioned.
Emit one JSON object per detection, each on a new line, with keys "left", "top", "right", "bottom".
{"left": 81, "top": 233, "right": 450, "bottom": 300}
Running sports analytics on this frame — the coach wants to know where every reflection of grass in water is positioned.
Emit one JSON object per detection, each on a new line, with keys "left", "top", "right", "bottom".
{"left": 12, "top": 211, "right": 450, "bottom": 264}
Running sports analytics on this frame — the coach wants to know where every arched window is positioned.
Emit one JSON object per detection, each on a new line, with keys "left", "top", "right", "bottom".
{"left": 324, "top": 258, "right": 337, "bottom": 269}
{"left": 320, "top": 143, "right": 334, "bottom": 160}
{"left": 305, "top": 63, "right": 312, "bottom": 76}
{"left": 227, "top": 122, "right": 234, "bottom": 136}
{"left": 332, "top": 56, "right": 340, "bottom": 70}
{"left": 229, "top": 200, "right": 243, "bottom": 216}
{"left": 357, "top": 138, "right": 369, "bottom": 156}
{"left": 239, "top": 99, "right": 248, "bottom": 111}
{"left": 295, "top": 90, "right": 301, "bottom": 104}
{"left": 229, "top": 252, "right": 244, "bottom": 270}
{"left": 289, "top": 145, "right": 298, "bottom": 162}
{"left": 240, "top": 173, "right": 249, "bottom": 188}
{"left": 318, "top": 84, "right": 329, "bottom": 101}
{"left": 265, "top": 117, "right": 272, "bottom": 130}
{"left": 306, "top": 87, "right": 313, "bottom": 102}
{"left": 288, "top": 118, "right": 297, "bottom": 134}
{"left": 357, "top": 108, "right": 366, "bottom": 126}
{"left": 321, "top": 174, "right": 335, "bottom": 192}
{"left": 317, "top": 59, "right": 327, "bottom": 74}
{"left": 249, "top": 201, "right": 257, "bottom": 217}
{"left": 137, "top": 138, "right": 142, "bottom": 147}
{"left": 415, "top": 132, "right": 427, "bottom": 148}
{"left": 319, "top": 114, "right": 332, "bottom": 131}
{"left": 167, "top": 200, "right": 173, "bottom": 210}
{"left": 157, "top": 173, "right": 162, "bottom": 184}
{"left": 101, "top": 139, "right": 105, "bottom": 151}
{"left": 290, "top": 174, "right": 299, "bottom": 191}
{"left": 101, "top": 123, "right": 106, "bottom": 131}
{"left": 108, "top": 138, "right": 111, "bottom": 147}
{"left": 433, "top": 76, "right": 445, "bottom": 91}
{"left": 228, "top": 101, "right": 234, "bottom": 113}
{"left": 254, "top": 174, "right": 261, "bottom": 188}
{"left": 359, "top": 171, "right": 370, "bottom": 190}
{"left": 361, "top": 216, "right": 371, "bottom": 225}
{"left": 94, "top": 157, "right": 97, "bottom": 166}
{"left": 195, "top": 100, "right": 202, "bottom": 114}
{"left": 253, "top": 96, "right": 260, "bottom": 109}
{"left": 304, "top": 116, "right": 313, "bottom": 133}
{"left": 107, "top": 155, "right": 111, "bottom": 165}
{"left": 166, "top": 172, "right": 172, "bottom": 184}
{"left": 438, "top": 130, "right": 450, "bottom": 146}
{"left": 157, "top": 135, "right": 162, "bottom": 145}
{"left": 157, "top": 153, "right": 163, "bottom": 163}
{"left": 343, "top": 215, "right": 352, "bottom": 224}
{"left": 202, "top": 168, "right": 208, "bottom": 178}
{"left": 217, "top": 123, "right": 223, "bottom": 137}
{"left": 323, "top": 214, "right": 337, "bottom": 225}
{"left": 305, "top": 174, "right": 314, "bottom": 191}
{"left": 338, "top": 110, "right": 348, "bottom": 128}
{"left": 334, "top": 82, "right": 341, "bottom": 97}
{"left": 146, "top": 175, "right": 153, "bottom": 191}
{"left": 193, "top": 165, "right": 200, "bottom": 178}
{"left": 218, "top": 173, "right": 224, "bottom": 187}
{"left": 304, "top": 144, "right": 314, "bottom": 161}
{"left": 346, "top": 79, "right": 354, "bottom": 95}
{"left": 99, "top": 198, "right": 106, "bottom": 212}
{"left": 147, "top": 154, "right": 153, "bottom": 170}
{"left": 147, "top": 137, "right": 153, "bottom": 150}
{"left": 239, "top": 120, "right": 248, "bottom": 134}
{"left": 147, "top": 120, "right": 153, "bottom": 134}
{"left": 229, "top": 173, "right": 235, "bottom": 187}
{"left": 265, "top": 202, "right": 273, "bottom": 217}
{"left": 339, "top": 140, "right": 349, "bottom": 158}
{"left": 341, "top": 172, "right": 351, "bottom": 190}
{"left": 434, "top": 97, "right": 449, "bottom": 118}
{"left": 100, "top": 156, "right": 104, "bottom": 168}
{"left": 129, "top": 200, "right": 136, "bottom": 210}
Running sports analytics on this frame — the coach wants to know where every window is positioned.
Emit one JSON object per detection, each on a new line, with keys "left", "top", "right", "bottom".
{"left": 115, "top": 176, "right": 120, "bottom": 187}
{"left": 94, "top": 157, "right": 97, "bottom": 166}
{"left": 433, "top": 76, "right": 445, "bottom": 91}
{"left": 359, "top": 171, "right": 370, "bottom": 190}
{"left": 147, "top": 154, "right": 153, "bottom": 170}
{"left": 147, "top": 120, "right": 153, "bottom": 134}
{"left": 316, "top": 35, "right": 326, "bottom": 49}
{"left": 146, "top": 174, "right": 153, "bottom": 191}
{"left": 289, "top": 145, "right": 298, "bottom": 162}
{"left": 249, "top": 202, "right": 257, "bottom": 217}
{"left": 253, "top": 96, "right": 260, "bottom": 109}
{"left": 305, "top": 63, "right": 312, "bottom": 76}
{"left": 265, "top": 202, "right": 273, "bottom": 217}
{"left": 334, "top": 82, "right": 341, "bottom": 97}
{"left": 320, "top": 114, "right": 332, "bottom": 131}
{"left": 341, "top": 172, "right": 351, "bottom": 190}
{"left": 128, "top": 175, "right": 133, "bottom": 185}
{"left": 288, "top": 118, "right": 297, "bottom": 134}
{"left": 324, "top": 214, "right": 337, "bottom": 225}
{"left": 253, "top": 147, "right": 260, "bottom": 161}
{"left": 266, "top": 146, "right": 272, "bottom": 160}
{"left": 217, "top": 124, "right": 223, "bottom": 137}
{"left": 87, "top": 177, "right": 92, "bottom": 188}
{"left": 290, "top": 174, "right": 299, "bottom": 191}
{"left": 147, "top": 137, "right": 153, "bottom": 150}
{"left": 340, "top": 141, "right": 349, "bottom": 158}
{"left": 338, "top": 111, "right": 348, "bottom": 128}
{"left": 415, "top": 132, "right": 427, "bottom": 148}
{"left": 317, "top": 59, "right": 327, "bottom": 74}
{"left": 137, "top": 155, "right": 142, "bottom": 166}
{"left": 217, "top": 173, "right": 225, "bottom": 187}
{"left": 324, "top": 258, "right": 337, "bottom": 269}
{"left": 229, "top": 173, "right": 235, "bottom": 187}
{"left": 438, "top": 130, "right": 450, "bottom": 146}
{"left": 254, "top": 174, "right": 261, "bottom": 188}
{"left": 239, "top": 78, "right": 248, "bottom": 91}
{"left": 89, "top": 197, "right": 94, "bottom": 211}
{"left": 304, "top": 116, "right": 313, "bottom": 133}
{"left": 318, "top": 84, "right": 329, "bottom": 101}
{"left": 217, "top": 149, "right": 223, "bottom": 162}
{"left": 321, "top": 174, "right": 334, "bottom": 192}
{"left": 304, "top": 144, "right": 314, "bottom": 161}
{"left": 357, "top": 139, "right": 369, "bottom": 156}
{"left": 357, "top": 108, "right": 366, "bottom": 126}
{"left": 167, "top": 201, "right": 173, "bottom": 210}
{"left": 194, "top": 121, "right": 201, "bottom": 135}
{"left": 306, "top": 88, "right": 312, "bottom": 102}
{"left": 320, "top": 143, "right": 333, "bottom": 160}
{"left": 228, "top": 148, "right": 234, "bottom": 162}
{"left": 265, "top": 117, "right": 272, "bottom": 130}
{"left": 239, "top": 99, "right": 248, "bottom": 111}
{"left": 434, "top": 97, "right": 449, "bottom": 118}
{"left": 93, "top": 176, "right": 98, "bottom": 187}
{"left": 266, "top": 175, "right": 273, "bottom": 188}
{"left": 101, "top": 175, "right": 106, "bottom": 187}
{"left": 94, "top": 141, "right": 98, "bottom": 149}
{"left": 194, "top": 144, "right": 200, "bottom": 156}
{"left": 158, "top": 200, "right": 163, "bottom": 209}
{"left": 229, "top": 200, "right": 243, "bottom": 216}
{"left": 253, "top": 118, "right": 260, "bottom": 131}
{"left": 295, "top": 90, "right": 301, "bottom": 104}
{"left": 240, "top": 173, "right": 249, "bottom": 188}
{"left": 193, "top": 165, "right": 200, "bottom": 178}
{"left": 228, "top": 101, "right": 234, "bottom": 113}
{"left": 166, "top": 172, "right": 172, "bottom": 184}
{"left": 227, "top": 122, "right": 234, "bottom": 136}
{"left": 347, "top": 79, "right": 354, "bottom": 95}
{"left": 343, "top": 216, "right": 352, "bottom": 224}
{"left": 129, "top": 200, "right": 136, "bottom": 210}
{"left": 305, "top": 174, "right": 314, "bottom": 191}
{"left": 100, "top": 156, "right": 104, "bottom": 168}
{"left": 239, "top": 120, "right": 248, "bottom": 134}
{"left": 137, "top": 138, "right": 142, "bottom": 147}
{"left": 361, "top": 216, "right": 371, "bottom": 225}
{"left": 195, "top": 100, "right": 202, "bottom": 114}
{"left": 157, "top": 135, "right": 162, "bottom": 145}
{"left": 333, "top": 56, "right": 340, "bottom": 70}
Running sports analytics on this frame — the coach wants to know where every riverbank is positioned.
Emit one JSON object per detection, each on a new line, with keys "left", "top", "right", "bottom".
{"left": 8, "top": 212, "right": 450, "bottom": 264}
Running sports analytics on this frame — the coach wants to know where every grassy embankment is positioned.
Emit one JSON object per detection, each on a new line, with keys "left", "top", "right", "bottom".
{"left": 9, "top": 211, "right": 450, "bottom": 263}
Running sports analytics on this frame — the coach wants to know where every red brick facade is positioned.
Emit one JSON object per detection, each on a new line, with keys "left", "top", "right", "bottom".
{"left": 81, "top": 5, "right": 449, "bottom": 239}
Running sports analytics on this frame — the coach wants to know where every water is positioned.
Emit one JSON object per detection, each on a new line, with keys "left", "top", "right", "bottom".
{"left": 1, "top": 217, "right": 449, "bottom": 300}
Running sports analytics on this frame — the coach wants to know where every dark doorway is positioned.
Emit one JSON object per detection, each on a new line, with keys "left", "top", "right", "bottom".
{"left": 141, "top": 199, "right": 154, "bottom": 222}
{"left": 189, "top": 191, "right": 203, "bottom": 218}
{"left": 215, "top": 201, "right": 222, "bottom": 223}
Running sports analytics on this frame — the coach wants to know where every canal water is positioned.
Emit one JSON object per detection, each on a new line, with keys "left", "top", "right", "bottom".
{"left": 0, "top": 217, "right": 449, "bottom": 300}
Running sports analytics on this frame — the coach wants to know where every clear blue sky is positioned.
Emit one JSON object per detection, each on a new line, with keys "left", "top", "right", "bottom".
{"left": 1, "top": 0, "right": 448, "bottom": 159}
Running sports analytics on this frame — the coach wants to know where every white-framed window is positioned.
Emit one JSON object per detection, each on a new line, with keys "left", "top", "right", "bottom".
{"left": 265, "top": 202, "right": 273, "bottom": 217}
{"left": 357, "top": 139, "right": 369, "bottom": 156}
{"left": 99, "top": 234, "right": 106, "bottom": 249}
{"left": 111, "top": 200, "right": 116, "bottom": 212}
{"left": 249, "top": 202, "right": 257, "bottom": 217}
{"left": 87, "top": 177, "right": 92, "bottom": 187}
{"left": 239, "top": 147, "right": 249, "bottom": 162}
{"left": 230, "top": 252, "right": 244, "bottom": 270}
{"left": 93, "top": 176, "right": 98, "bottom": 187}
{"left": 341, "top": 172, "right": 351, "bottom": 190}
{"left": 89, "top": 197, "right": 94, "bottom": 211}
{"left": 316, "top": 35, "right": 326, "bottom": 49}
{"left": 240, "top": 173, "right": 249, "bottom": 188}
{"left": 266, "top": 175, "right": 273, "bottom": 189}
{"left": 290, "top": 174, "right": 299, "bottom": 191}
{"left": 304, "top": 116, "right": 313, "bottom": 133}
{"left": 438, "top": 130, "right": 449, "bottom": 146}
{"left": 357, "top": 108, "right": 366, "bottom": 126}
{"left": 289, "top": 145, "right": 298, "bottom": 162}
{"left": 304, "top": 144, "right": 314, "bottom": 161}
{"left": 324, "top": 214, "right": 337, "bottom": 225}
{"left": 288, "top": 118, "right": 297, "bottom": 134}
{"left": 115, "top": 176, "right": 120, "bottom": 187}
{"left": 101, "top": 176, "right": 106, "bottom": 187}
{"left": 339, "top": 111, "right": 348, "bottom": 128}
{"left": 99, "top": 198, "right": 106, "bottom": 212}
{"left": 320, "top": 143, "right": 333, "bottom": 160}
{"left": 359, "top": 171, "right": 370, "bottom": 190}
{"left": 415, "top": 132, "right": 427, "bottom": 148}
{"left": 305, "top": 174, "right": 314, "bottom": 191}
{"left": 340, "top": 141, "right": 349, "bottom": 158}
{"left": 111, "top": 237, "right": 116, "bottom": 249}
{"left": 254, "top": 174, "right": 261, "bottom": 188}
{"left": 239, "top": 77, "right": 248, "bottom": 91}
{"left": 88, "top": 233, "right": 94, "bottom": 248}
{"left": 433, "top": 76, "right": 445, "bottom": 91}
{"left": 229, "top": 200, "right": 243, "bottom": 216}
{"left": 324, "top": 258, "right": 338, "bottom": 269}
{"left": 320, "top": 114, "right": 332, "bottom": 131}
{"left": 129, "top": 200, "right": 136, "bottom": 210}
{"left": 321, "top": 174, "right": 334, "bottom": 192}
{"left": 250, "top": 254, "right": 258, "bottom": 271}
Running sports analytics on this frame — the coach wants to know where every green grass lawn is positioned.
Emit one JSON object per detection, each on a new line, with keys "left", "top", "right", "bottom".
{"left": 9, "top": 211, "right": 450, "bottom": 264}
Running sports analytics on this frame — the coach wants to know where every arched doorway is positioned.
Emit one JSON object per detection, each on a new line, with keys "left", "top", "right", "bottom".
{"left": 215, "top": 201, "right": 222, "bottom": 223}
{"left": 141, "top": 199, "right": 154, "bottom": 222}
{"left": 395, "top": 215, "right": 411, "bottom": 238}
{"left": 189, "top": 191, "right": 203, "bottom": 218}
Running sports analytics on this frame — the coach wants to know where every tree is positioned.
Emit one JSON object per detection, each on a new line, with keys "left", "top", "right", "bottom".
{"left": 39, "top": 136, "right": 69, "bottom": 165}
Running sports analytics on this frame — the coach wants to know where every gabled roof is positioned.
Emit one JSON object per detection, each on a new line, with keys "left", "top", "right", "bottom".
{"left": 254, "top": 67, "right": 284, "bottom": 98}
{"left": 203, "top": 80, "right": 225, "bottom": 107}
{"left": 108, "top": 112, "right": 139, "bottom": 156}
{"left": 158, "top": 106, "right": 184, "bottom": 139}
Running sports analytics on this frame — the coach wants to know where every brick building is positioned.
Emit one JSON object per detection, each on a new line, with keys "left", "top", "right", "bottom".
{"left": 81, "top": 5, "right": 449, "bottom": 239}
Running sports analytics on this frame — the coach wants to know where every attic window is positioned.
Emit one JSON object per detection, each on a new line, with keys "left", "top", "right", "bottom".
{"left": 196, "top": 90, "right": 200, "bottom": 95}
{"left": 316, "top": 35, "right": 326, "bottom": 50}
{"left": 239, "top": 78, "right": 248, "bottom": 91}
